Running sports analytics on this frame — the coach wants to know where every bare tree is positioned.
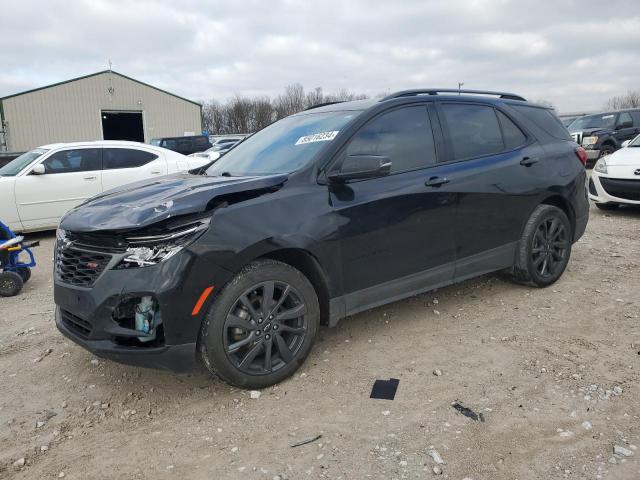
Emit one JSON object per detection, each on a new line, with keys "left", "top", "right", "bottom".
{"left": 605, "top": 90, "right": 640, "bottom": 110}
{"left": 202, "top": 84, "right": 369, "bottom": 135}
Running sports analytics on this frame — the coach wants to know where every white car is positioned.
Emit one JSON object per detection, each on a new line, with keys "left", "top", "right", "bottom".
{"left": 589, "top": 134, "right": 640, "bottom": 210}
{"left": 0, "top": 141, "right": 211, "bottom": 232}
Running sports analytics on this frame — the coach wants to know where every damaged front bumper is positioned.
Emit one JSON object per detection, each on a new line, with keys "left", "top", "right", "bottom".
{"left": 53, "top": 242, "right": 233, "bottom": 373}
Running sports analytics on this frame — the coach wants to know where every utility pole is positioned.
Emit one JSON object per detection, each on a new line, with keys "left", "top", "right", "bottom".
{"left": 458, "top": 82, "right": 464, "bottom": 94}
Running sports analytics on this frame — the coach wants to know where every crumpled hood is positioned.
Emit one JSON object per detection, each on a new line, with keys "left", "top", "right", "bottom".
{"left": 60, "top": 172, "right": 288, "bottom": 232}
{"left": 606, "top": 146, "right": 640, "bottom": 166}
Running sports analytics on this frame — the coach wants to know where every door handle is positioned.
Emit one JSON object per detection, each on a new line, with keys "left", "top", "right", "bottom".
{"left": 425, "top": 176, "right": 450, "bottom": 187}
{"left": 520, "top": 157, "right": 539, "bottom": 167}
{"left": 150, "top": 171, "right": 162, "bottom": 174}
{"left": 83, "top": 175, "right": 97, "bottom": 180}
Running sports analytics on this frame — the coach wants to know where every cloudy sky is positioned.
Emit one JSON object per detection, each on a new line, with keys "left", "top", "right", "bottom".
{"left": 1, "top": 0, "right": 638, "bottom": 113}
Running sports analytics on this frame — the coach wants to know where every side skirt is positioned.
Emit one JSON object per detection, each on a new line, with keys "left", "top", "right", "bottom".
{"left": 328, "top": 242, "right": 517, "bottom": 327}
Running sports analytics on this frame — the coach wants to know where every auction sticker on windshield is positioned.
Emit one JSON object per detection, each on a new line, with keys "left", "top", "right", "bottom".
{"left": 295, "top": 131, "right": 339, "bottom": 146}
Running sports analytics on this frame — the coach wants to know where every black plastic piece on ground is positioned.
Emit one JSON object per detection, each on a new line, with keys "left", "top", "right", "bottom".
{"left": 452, "top": 401, "right": 485, "bottom": 422}
{"left": 370, "top": 378, "right": 400, "bottom": 400}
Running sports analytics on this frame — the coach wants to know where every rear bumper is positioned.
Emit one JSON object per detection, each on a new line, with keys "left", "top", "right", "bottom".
{"left": 56, "top": 307, "right": 199, "bottom": 373}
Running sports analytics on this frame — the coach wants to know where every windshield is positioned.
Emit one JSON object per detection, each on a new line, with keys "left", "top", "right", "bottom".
{"left": 0, "top": 148, "right": 49, "bottom": 176}
{"left": 206, "top": 111, "right": 360, "bottom": 176}
{"left": 628, "top": 135, "right": 640, "bottom": 147}
{"left": 150, "top": 139, "right": 161, "bottom": 146}
{"left": 570, "top": 114, "right": 616, "bottom": 131}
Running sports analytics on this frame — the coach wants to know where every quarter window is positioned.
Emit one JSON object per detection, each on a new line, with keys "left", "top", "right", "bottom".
{"left": 441, "top": 104, "right": 504, "bottom": 160}
{"left": 42, "top": 149, "right": 101, "bottom": 174}
{"left": 344, "top": 106, "right": 437, "bottom": 173}
{"left": 103, "top": 149, "right": 158, "bottom": 170}
{"left": 497, "top": 111, "right": 527, "bottom": 150}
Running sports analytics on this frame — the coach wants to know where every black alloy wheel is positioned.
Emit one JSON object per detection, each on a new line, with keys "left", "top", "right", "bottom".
{"left": 509, "top": 204, "right": 573, "bottom": 287}
{"left": 199, "top": 259, "right": 320, "bottom": 389}
{"left": 530, "top": 217, "right": 570, "bottom": 279}
{"left": 223, "top": 281, "right": 308, "bottom": 375}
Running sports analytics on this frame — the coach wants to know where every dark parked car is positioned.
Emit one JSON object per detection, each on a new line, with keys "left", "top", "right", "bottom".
{"left": 150, "top": 135, "right": 211, "bottom": 155}
{"left": 54, "top": 89, "right": 589, "bottom": 388}
{"left": 568, "top": 108, "right": 640, "bottom": 164}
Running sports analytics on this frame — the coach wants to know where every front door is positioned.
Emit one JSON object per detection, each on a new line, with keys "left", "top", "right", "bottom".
{"left": 328, "top": 104, "right": 456, "bottom": 309}
{"left": 14, "top": 148, "right": 102, "bottom": 230}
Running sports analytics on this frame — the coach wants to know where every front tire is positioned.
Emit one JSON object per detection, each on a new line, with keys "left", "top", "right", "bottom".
{"left": 510, "top": 205, "right": 573, "bottom": 287}
{"left": 199, "top": 259, "right": 320, "bottom": 389}
{"left": 0, "top": 271, "right": 24, "bottom": 297}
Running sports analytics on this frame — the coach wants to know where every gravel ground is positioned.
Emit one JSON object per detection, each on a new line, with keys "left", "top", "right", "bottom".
{"left": 1, "top": 202, "right": 639, "bottom": 480}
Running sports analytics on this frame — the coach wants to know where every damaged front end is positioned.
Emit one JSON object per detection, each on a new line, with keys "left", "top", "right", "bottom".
{"left": 54, "top": 172, "right": 288, "bottom": 371}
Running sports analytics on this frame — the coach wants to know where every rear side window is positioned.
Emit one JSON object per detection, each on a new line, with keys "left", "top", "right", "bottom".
{"left": 344, "top": 106, "right": 437, "bottom": 173}
{"left": 496, "top": 111, "right": 527, "bottom": 150}
{"left": 440, "top": 104, "right": 504, "bottom": 160}
{"left": 103, "top": 149, "right": 158, "bottom": 170}
{"left": 511, "top": 105, "right": 571, "bottom": 140}
{"left": 42, "top": 149, "right": 101, "bottom": 174}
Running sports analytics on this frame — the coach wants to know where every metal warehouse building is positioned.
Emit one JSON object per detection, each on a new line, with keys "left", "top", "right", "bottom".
{"left": 0, "top": 70, "right": 202, "bottom": 152}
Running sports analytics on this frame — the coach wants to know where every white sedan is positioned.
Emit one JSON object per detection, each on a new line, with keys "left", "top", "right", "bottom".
{"left": 0, "top": 141, "right": 210, "bottom": 232}
{"left": 589, "top": 134, "right": 640, "bottom": 210}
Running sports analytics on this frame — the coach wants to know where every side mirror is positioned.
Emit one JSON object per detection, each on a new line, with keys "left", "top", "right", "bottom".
{"left": 621, "top": 140, "right": 630, "bottom": 148}
{"left": 327, "top": 155, "right": 392, "bottom": 183}
{"left": 31, "top": 164, "right": 46, "bottom": 175}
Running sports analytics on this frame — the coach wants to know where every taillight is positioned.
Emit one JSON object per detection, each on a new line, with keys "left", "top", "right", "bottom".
{"left": 575, "top": 147, "right": 588, "bottom": 167}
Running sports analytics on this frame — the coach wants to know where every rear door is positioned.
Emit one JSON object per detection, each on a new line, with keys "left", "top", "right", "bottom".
{"left": 101, "top": 148, "right": 168, "bottom": 191}
{"left": 435, "top": 102, "right": 544, "bottom": 280}
{"left": 329, "top": 104, "right": 457, "bottom": 308}
{"left": 14, "top": 148, "right": 102, "bottom": 229}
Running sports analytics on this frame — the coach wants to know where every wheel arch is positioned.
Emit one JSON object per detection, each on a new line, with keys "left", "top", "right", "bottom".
{"left": 257, "top": 248, "right": 331, "bottom": 326}
{"left": 540, "top": 195, "right": 576, "bottom": 235}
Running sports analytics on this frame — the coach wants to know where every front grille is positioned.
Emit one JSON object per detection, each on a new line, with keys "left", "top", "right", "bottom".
{"left": 60, "top": 309, "right": 93, "bottom": 338}
{"left": 571, "top": 132, "right": 583, "bottom": 144}
{"left": 56, "top": 246, "right": 111, "bottom": 287}
{"left": 600, "top": 177, "right": 640, "bottom": 201}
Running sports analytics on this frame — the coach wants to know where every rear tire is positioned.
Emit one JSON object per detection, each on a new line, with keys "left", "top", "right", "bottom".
{"left": 509, "top": 205, "right": 573, "bottom": 287}
{"left": 595, "top": 202, "right": 619, "bottom": 211}
{"left": 17, "top": 267, "right": 31, "bottom": 283}
{"left": 0, "top": 271, "right": 24, "bottom": 297}
{"left": 199, "top": 259, "right": 320, "bottom": 389}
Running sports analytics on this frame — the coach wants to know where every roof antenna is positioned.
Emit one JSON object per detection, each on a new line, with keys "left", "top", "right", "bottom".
{"left": 458, "top": 82, "right": 464, "bottom": 95}
{"left": 108, "top": 59, "right": 113, "bottom": 72}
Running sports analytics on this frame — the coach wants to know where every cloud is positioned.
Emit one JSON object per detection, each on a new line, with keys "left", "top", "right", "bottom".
{"left": 0, "top": 0, "right": 639, "bottom": 112}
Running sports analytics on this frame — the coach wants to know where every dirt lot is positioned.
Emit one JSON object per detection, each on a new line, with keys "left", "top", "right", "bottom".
{"left": 1, "top": 202, "right": 639, "bottom": 480}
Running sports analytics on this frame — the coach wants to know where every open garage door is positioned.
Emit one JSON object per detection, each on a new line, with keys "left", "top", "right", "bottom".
{"left": 101, "top": 111, "right": 145, "bottom": 142}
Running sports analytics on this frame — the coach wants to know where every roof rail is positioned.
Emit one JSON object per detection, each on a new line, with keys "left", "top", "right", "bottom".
{"left": 304, "top": 101, "right": 345, "bottom": 111}
{"left": 381, "top": 89, "right": 526, "bottom": 102}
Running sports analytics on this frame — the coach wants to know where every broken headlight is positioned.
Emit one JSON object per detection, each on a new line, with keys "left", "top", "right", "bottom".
{"left": 117, "top": 217, "right": 211, "bottom": 268}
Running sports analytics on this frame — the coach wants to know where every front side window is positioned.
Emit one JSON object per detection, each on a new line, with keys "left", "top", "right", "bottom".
{"left": 0, "top": 148, "right": 49, "bottom": 176}
{"left": 103, "top": 149, "right": 158, "bottom": 170}
{"left": 441, "top": 104, "right": 504, "bottom": 160}
{"left": 342, "top": 106, "right": 437, "bottom": 173}
{"left": 618, "top": 112, "right": 633, "bottom": 127}
{"left": 42, "top": 149, "right": 101, "bottom": 174}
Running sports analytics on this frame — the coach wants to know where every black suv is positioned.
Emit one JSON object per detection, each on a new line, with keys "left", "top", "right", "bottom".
{"left": 150, "top": 135, "right": 211, "bottom": 155}
{"left": 54, "top": 89, "right": 589, "bottom": 388}
{"left": 568, "top": 109, "right": 640, "bottom": 164}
